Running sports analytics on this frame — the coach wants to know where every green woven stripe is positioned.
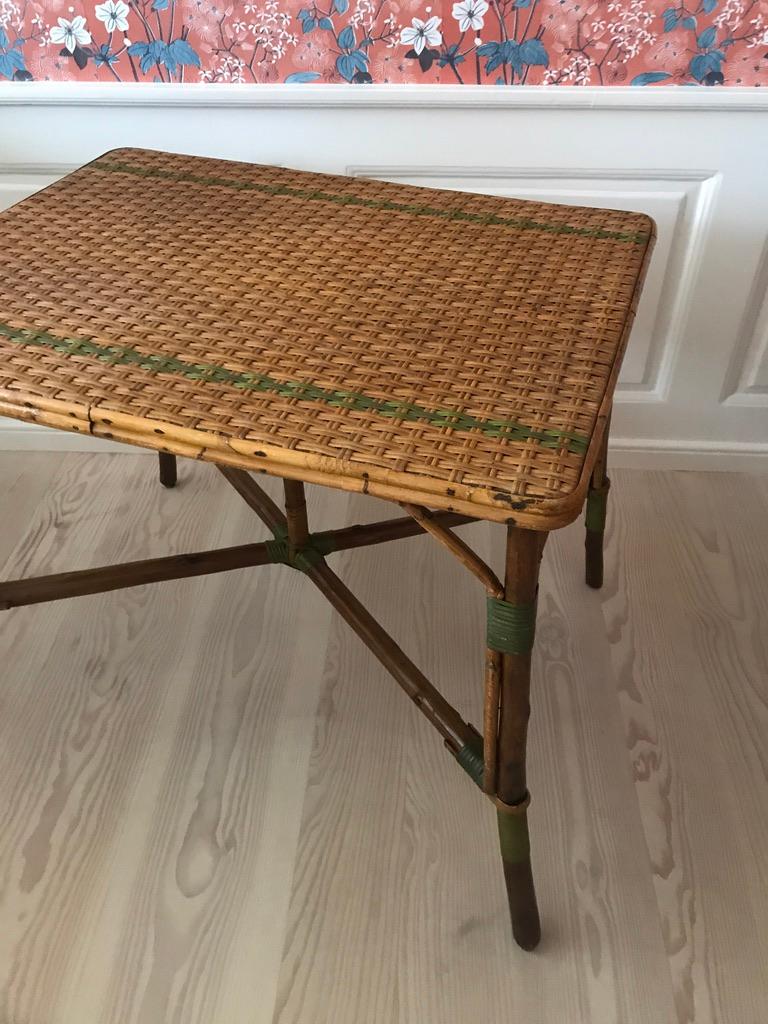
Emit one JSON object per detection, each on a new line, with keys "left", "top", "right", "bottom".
{"left": 487, "top": 596, "right": 536, "bottom": 655}
{"left": 0, "top": 323, "right": 589, "bottom": 456}
{"left": 585, "top": 488, "right": 608, "bottom": 532}
{"left": 497, "top": 810, "right": 531, "bottom": 864}
{"left": 94, "top": 160, "right": 650, "bottom": 245}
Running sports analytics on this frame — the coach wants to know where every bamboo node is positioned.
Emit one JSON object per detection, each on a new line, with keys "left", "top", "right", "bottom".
{"left": 493, "top": 791, "right": 531, "bottom": 816}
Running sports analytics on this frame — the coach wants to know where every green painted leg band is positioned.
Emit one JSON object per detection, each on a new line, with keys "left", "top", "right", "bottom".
{"left": 456, "top": 732, "right": 484, "bottom": 788}
{"left": 497, "top": 809, "right": 531, "bottom": 864}
{"left": 486, "top": 596, "right": 536, "bottom": 655}
{"left": 585, "top": 482, "right": 610, "bottom": 533}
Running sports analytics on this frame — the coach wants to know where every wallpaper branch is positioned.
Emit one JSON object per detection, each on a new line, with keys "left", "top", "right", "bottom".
{"left": 0, "top": 0, "right": 767, "bottom": 84}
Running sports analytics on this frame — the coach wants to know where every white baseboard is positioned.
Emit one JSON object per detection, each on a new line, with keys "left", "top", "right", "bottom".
{"left": 609, "top": 437, "right": 768, "bottom": 472}
{"left": 2, "top": 423, "right": 766, "bottom": 473}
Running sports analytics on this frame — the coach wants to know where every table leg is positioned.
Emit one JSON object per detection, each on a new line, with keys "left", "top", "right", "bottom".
{"left": 495, "top": 525, "right": 542, "bottom": 951}
{"left": 585, "top": 421, "right": 610, "bottom": 590}
{"left": 283, "top": 479, "right": 310, "bottom": 558}
{"left": 158, "top": 452, "right": 177, "bottom": 489}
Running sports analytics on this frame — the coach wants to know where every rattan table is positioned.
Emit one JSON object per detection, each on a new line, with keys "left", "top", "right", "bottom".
{"left": 0, "top": 149, "right": 654, "bottom": 952}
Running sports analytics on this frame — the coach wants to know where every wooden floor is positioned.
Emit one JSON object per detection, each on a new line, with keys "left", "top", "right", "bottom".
{"left": 0, "top": 453, "right": 766, "bottom": 1024}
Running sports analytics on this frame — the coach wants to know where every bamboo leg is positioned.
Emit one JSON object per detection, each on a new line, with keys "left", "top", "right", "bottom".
{"left": 283, "top": 478, "right": 309, "bottom": 558}
{"left": 495, "top": 525, "right": 542, "bottom": 951}
{"left": 158, "top": 452, "right": 177, "bottom": 489}
{"left": 217, "top": 465, "right": 286, "bottom": 534}
{"left": 585, "top": 420, "right": 611, "bottom": 590}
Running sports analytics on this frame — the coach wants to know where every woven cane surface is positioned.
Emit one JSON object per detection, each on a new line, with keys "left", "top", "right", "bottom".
{"left": 0, "top": 148, "right": 654, "bottom": 523}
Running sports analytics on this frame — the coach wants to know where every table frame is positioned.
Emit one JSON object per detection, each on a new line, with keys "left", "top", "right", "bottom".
{"left": 0, "top": 421, "right": 611, "bottom": 953}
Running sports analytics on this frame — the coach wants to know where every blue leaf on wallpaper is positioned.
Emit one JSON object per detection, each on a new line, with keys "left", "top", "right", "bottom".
{"left": 702, "top": 0, "right": 718, "bottom": 11}
{"left": 630, "top": 71, "right": 672, "bottom": 84}
{"left": 476, "top": 41, "right": 499, "bottom": 56}
{"left": 301, "top": 17, "right": 316, "bottom": 31}
{"left": 690, "top": 50, "right": 722, "bottom": 79}
{"left": 333, "top": 0, "right": 349, "bottom": 13}
{"left": 519, "top": 38, "right": 548, "bottom": 65}
{"left": 338, "top": 26, "right": 355, "bottom": 49}
{"left": 168, "top": 38, "right": 201, "bottom": 67}
{"left": 0, "top": 51, "right": 26, "bottom": 78}
{"left": 318, "top": 17, "right": 333, "bottom": 29}
{"left": 514, "top": 0, "right": 531, "bottom": 7}
{"left": 501, "top": 40, "right": 522, "bottom": 73}
{"left": 285, "top": 71, "right": 321, "bottom": 82}
{"left": 336, "top": 53, "right": 354, "bottom": 80}
{"left": 349, "top": 48, "right": 368, "bottom": 71}
{"left": 0, "top": 26, "right": 8, "bottom": 48}
{"left": 682, "top": 16, "right": 697, "bottom": 29}
{"left": 662, "top": 7, "right": 678, "bottom": 30}
{"left": 697, "top": 25, "right": 716, "bottom": 48}
{"left": 128, "top": 40, "right": 161, "bottom": 73}
{"left": 151, "top": 0, "right": 169, "bottom": 11}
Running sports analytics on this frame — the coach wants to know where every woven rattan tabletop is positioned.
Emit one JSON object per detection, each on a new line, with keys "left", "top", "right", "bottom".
{"left": 0, "top": 148, "right": 654, "bottom": 527}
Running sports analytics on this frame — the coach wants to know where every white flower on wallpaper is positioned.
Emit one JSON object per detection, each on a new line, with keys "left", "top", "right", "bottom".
{"left": 94, "top": 0, "right": 129, "bottom": 33}
{"left": 399, "top": 16, "right": 442, "bottom": 55}
{"left": 49, "top": 15, "right": 91, "bottom": 52}
{"left": 452, "top": 0, "right": 489, "bottom": 33}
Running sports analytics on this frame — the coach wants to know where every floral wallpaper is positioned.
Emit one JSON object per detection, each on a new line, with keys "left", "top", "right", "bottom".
{"left": 1, "top": 0, "right": 767, "bottom": 84}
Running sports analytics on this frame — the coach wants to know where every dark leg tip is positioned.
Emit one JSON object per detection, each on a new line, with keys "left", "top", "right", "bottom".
{"left": 500, "top": 830, "right": 541, "bottom": 952}
{"left": 158, "top": 453, "right": 177, "bottom": 489}
{"left": 584, "top": 531, "right": 604, "bottom": 589}
{"left": 513, "top": 924, "right": 542, "bottom": 952}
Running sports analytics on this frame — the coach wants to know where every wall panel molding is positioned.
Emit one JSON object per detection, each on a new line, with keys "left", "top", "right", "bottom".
{"left": 723, "top": 238, "right": 768, "bottom": 408}
{"left": 3, "top": 83, "right": 768, "bottom": 111}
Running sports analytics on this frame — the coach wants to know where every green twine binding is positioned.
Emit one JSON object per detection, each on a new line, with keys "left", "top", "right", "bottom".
{"left": 264, "top": 524, "right": 334, "bottom": 573}
{"left": 486, "top": 596, "right": 537, "bottom": 655}
{"left": 585, "top": 485, "right": 609, "bottom": 533}
{"left": 456, "top": 731, "right": 484, "bottom": 788}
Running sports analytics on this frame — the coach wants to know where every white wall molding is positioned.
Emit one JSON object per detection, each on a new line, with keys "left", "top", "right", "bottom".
{"left": 2, "top": 82, "right": 768, "bottom": 111}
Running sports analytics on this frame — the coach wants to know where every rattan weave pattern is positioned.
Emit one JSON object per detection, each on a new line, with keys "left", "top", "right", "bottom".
{"left": 0, "top": 148, "right": 654, "bottom": 525}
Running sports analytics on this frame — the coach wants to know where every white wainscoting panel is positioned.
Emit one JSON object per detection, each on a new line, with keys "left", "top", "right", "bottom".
{"left": 0, "top": 84, "right": 766, "bottom": 470}
{"left": 723, "top": 239, "right": 768, "bottom": 408}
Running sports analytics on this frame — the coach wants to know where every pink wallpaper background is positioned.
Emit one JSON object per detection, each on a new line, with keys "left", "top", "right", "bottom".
{"left": 1, "top": 0, "right": 767, "bottom": 84}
